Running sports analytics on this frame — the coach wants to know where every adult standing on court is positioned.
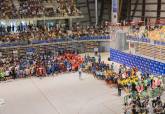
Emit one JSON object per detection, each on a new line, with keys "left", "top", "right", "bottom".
{"left": 78, "top": 67, "right": 82, "bottom": 79}
{"left": 117, "top": 78, "right": 122, "bottom": 96}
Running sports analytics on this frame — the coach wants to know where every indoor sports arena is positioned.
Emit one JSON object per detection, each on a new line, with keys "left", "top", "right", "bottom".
{"left": 0, "top": 0, "right": 165, "bottom": 114}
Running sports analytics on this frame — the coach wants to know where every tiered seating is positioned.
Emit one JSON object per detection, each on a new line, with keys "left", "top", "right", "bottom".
{"left": 0, "top": 24, "right": 111, "bottom": 47}
{"left": 44, "top": 7, "right": 55, "bottom": 17}
{"left": 135, "top": 43, "right": 165, "bottom": 61}
{"left": 0, "top": 0, "right": 18, "bottom": 19}
{"left": 19, "top": 0, "right": 44, "bottom": 18}
{"left": 128, "top": 26, "right": 165, "bottom": 43}
{"left": 110, "top": 48, "right": 165, "bottom": 75}
{"left": 84, "top": 42, "right": 99, "bottom": 52}
{"left": 159, "top": 46, "right": 165, "bottom": 61}
{"left": 0, "top": 0, "right": 81, "bottom": 19}
{"left": 147, "top": 27, "right": 165, "bottom": 41}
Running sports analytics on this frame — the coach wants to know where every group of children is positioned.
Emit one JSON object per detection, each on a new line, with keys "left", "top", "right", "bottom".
{"left": 0, "top": 52, "right": 83, "bottom": 81}
{"left": 81, "top": 54, "right": 165, "bottom": 114}
{"left": 124, "top": 95, "right": 165, "bottom": 114}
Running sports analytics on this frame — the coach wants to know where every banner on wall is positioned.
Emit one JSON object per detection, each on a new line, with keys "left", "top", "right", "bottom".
{"left": 111, "top": 0, "right": 118, "bottom": 24}
{"left": 26, "top": 48, "right": 36, "bottom": 54}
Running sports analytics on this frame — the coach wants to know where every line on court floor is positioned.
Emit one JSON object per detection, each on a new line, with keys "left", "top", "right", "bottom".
{"left": 30, "top": 78, "right": 61, "bottom": 114}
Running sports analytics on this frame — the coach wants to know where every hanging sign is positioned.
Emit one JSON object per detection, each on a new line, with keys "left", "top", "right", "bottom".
{"left": 111, "top": 0, "right": 118, "bottom": 24}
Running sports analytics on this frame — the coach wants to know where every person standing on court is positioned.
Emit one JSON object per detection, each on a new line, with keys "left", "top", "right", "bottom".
{"left": 117, "top": 78, "right": 122, "bottom": 96}
{"left": 78, "top": 67, "right": 82, "bottom": 79}
{"left": 111, "top": 63, "right": 114, "bottom": 71}
{"left": 11, "top": 66, "right": 16, "bottom": 79}
{"left": 98, "top": 54, "right": 101, "bottom": 64}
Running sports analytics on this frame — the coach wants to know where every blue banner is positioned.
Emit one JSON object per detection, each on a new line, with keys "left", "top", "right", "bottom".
{"left": 112, "top": 0, "right": 118, "bottom": 13}
{"left": 26, "top": 48, "right": 36, "bottom": 53}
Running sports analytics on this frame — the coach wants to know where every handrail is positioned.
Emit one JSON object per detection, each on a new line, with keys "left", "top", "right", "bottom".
{"left": 0, "top": 36, "right": 111, "bottom": 48}
{"left": 127, "top": 35, "right": 165, "bottom": 46}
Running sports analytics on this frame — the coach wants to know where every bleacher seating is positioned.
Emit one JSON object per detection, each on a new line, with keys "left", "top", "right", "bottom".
{"left": 0, "top": 22, "right": 111, "bottom": 48}
{"left": 19, "top": 0, "right": 44, "bottom": 18}
{"left": 135, "top": 43, "right": 165, "bottom": 61}
{"left": 0, "top": 0, "right": 18, "bottom": 19}
{"left": 148, "top": 27, "right": 165, "bottom": 41}
{"left": 110, "top": 48, "right": 165, "bottom": 75}
{"left": 0, "top": 0, "right": 81, "bottom": 19}
{"left": 128, "top": 26, "right": 165, "bottom": 44}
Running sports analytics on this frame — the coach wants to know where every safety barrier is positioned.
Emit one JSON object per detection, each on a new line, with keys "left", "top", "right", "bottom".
{"left": 0, "top": 36, "right": 111, "bottom": 48}
{"left": 110, "top": 48, "right": 165, "bottom": 75}
{"left": 127, "top": 35, "right": 165, "bottom": 46}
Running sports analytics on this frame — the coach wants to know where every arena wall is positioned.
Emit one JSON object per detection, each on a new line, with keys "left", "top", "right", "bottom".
{"left": 131, "top": 0, "right": 165, "bottom": 19}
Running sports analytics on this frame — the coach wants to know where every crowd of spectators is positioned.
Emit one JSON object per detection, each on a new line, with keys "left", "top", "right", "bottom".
{"left": 56, "top": 0, "right": 81, "bottom": 16}
{"left": 0, "top": 23, "right": 111, "bottom": 44}
{"left": 0, "top": 48, "right": 164, "bottom": 113}
{"left": 129, "top": 25, "right": 165, "bottom": 42}
{"left": 0, "top": 0, "right": 81, "bottom": 19}
{"left": 19, "top": 0, "right": 44, "bottom": 18}
{"left": 124, "top": 96, "right": 165, "bottom": 114}
{"left": 0, "top": 0, "right": 18, "bottom": 19}
{"left": 147, "top": 27, "right": 165, "bottom": 41}
{"left": 80, "top": 55, "right": 165, "bottom": 114}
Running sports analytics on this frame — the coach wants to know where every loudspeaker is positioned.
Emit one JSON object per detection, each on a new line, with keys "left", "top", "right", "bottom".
{"left": 108, "top": 57, "right": 111, "bottom": 61}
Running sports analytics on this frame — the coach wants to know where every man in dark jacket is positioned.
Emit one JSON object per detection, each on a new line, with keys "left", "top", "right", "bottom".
{"left": 11, "top": 67, "right": 16, "bottom": 79}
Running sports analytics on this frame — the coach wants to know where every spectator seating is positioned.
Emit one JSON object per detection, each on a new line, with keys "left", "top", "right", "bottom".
{"left": 19, "top": 0, "right": 44, "bottom": 18}
{"left": 110, "top": 48, "right": 165, "bottom": 75}
{"left": 0, "top": 0, "right": 81, "bottom": 19}
{"left": 148, "top": 27, "right": 165, "bottom": 41}
{"left": 44, "top": 7, "right": 55, "bottom": 17}
{"left": 0, "top": 0, "right": 18, "bottom": 19}
{"left": 0, "top": 23, "right": 111, "bottom": 48}
{"left": 128, "top": 27, "right": 165, "bottom": 44}
{"left": 135, "top": 43, "right": 165, "bottom": 61}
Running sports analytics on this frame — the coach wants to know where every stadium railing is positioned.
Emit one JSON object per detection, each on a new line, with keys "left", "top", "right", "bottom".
{"left": 0, "top": 36, "right": 111, "bottom": 48}
{"left": 127, "top": 35, "right": 165, "bottom": 46}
